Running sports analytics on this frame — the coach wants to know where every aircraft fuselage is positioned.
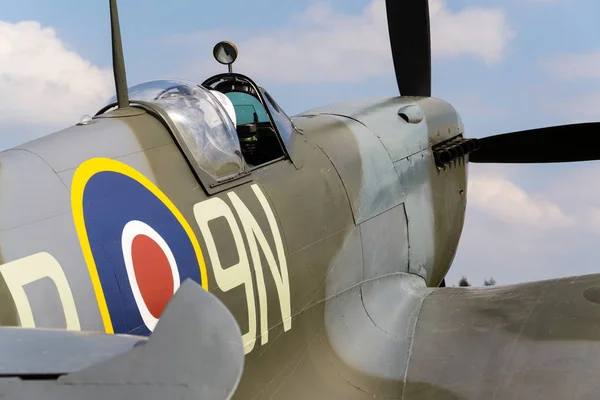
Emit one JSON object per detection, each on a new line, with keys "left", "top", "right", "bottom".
{"left": 0, "top": 93, "right": 467, "bottom": 398}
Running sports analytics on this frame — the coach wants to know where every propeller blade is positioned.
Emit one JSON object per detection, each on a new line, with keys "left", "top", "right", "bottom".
{"left": 385, "top": 0, "right": 431, "bottom": 97}
{"left": 469, "top": 122, "right": 600, "bottom": 163}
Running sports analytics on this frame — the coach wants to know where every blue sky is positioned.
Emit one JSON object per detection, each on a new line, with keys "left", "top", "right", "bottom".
{"left": 1, "top": 0, "right": 600, "bottom": 286}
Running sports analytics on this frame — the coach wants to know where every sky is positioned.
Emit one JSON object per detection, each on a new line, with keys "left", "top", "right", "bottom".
{"left": 1, "top": 0, "right": 600, "bottom": 287}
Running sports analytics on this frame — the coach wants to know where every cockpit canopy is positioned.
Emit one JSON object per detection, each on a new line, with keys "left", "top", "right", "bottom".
{"left": 99, "top": 41, "right": 301, "bottom": 194}
{"left": 110, "top": 79, "right": 244, "bottom": 180}
{"left": 103, "top": 71, "right": 298, "bottom": 193}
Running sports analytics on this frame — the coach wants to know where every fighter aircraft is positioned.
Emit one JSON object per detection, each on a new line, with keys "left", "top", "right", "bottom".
{"left": 2, "top": 0, "right": 600, "bottom": 399}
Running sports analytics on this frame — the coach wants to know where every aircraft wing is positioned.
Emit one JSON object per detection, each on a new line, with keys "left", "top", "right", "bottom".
{"left": 0, "top": 280, "right": 244, "bottom": 400}
{"left": 404, "top": 273, "right": 600, "bottom": 399}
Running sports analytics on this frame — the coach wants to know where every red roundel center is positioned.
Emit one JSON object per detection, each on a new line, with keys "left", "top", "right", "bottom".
{"left": 131, "top": 234, "right": 174, "bottom": 318}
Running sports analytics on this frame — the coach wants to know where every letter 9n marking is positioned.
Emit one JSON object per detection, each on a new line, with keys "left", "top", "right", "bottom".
{"left": 193, "top": 184, "right": 291, "bottom": 355}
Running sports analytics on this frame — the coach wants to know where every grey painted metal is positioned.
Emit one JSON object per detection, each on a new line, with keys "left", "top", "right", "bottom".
{"left": 398, "top": 104, "right": 424, "bottom": 124}
{"left": 21, "top": 110, "right": 170, "bottom": 173}
{"left": 0, "top": 327, "right": 142, "bottom": 375}
{"left": 406, "top": 274, "right": 600, "bottom": 399}
{"left": 360, "top": 203, "right": 409, "bottom": 279}
{"left": 0, "top": 280, "right": 244, "bottom": 400}
{"left": 395, "top": 155, "right": 435, "bottom": 280}
{"left": 300, "top": 96, "right": 462, "bottom": 161}
{"left": 0, "top": 149, "right": 70, "bottom": 231}
{"left": 63, "top": 279, "right": 244, "bottom": 398}
{"left": 324, "top": 273, "right": 431, "bottom": 384}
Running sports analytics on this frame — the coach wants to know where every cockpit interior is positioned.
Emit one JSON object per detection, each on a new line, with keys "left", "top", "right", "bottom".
{"left": 202, "top": 73, "right": 288, "bottom": 168}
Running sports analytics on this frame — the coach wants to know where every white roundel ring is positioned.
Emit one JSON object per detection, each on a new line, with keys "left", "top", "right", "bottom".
{"left": 121, "top": 220, "right": 180, "bottom": 331}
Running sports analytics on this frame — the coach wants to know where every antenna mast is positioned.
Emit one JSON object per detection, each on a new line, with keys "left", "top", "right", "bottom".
{"left": 109, "top": 0, "right": 129, "bottom": 108}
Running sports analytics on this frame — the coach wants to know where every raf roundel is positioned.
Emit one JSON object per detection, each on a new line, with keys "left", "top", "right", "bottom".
{"left": 71, "top": 158, "right": 207, "bottom": 336}
{"left": 122, "top": 220, "right": 181, "bottom": 331}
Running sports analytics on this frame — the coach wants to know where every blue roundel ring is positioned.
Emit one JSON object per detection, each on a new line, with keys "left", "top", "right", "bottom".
{"left": 71, "top": 157, "right": 208, "bottom": 335}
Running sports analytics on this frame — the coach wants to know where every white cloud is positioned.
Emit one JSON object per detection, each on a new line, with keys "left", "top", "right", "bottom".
{"left": 0, "top": 21, "right": 113, "bottom": 130}
{"left": 468, "top": 168, "right": 573, "bottom": 230}
{"left": 537, "top": 162, "right": 600, "bottom": 232}
{"left": 542, "top": 91, "right": 600, "bottom": 120}
{"left": 171, "top": 0, "right": 515, "bottom": 84}
{"left": 543, "top": 50, "right": 600, "bottom": 79}
{"left": 538, "top": 51, "right": 600, "bottom": 121}
{"left": 447, "top": 163, "right": 600, "bottom": 287}
{"left": 429, "top": 0, "right": 515, "bottom": 64}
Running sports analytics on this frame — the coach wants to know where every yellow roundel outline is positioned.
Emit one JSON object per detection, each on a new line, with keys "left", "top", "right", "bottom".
{"left": 71, "top": 157, "right": 208, "bottom": 334}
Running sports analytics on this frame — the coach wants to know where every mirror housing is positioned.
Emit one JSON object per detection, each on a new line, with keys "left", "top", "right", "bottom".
{"left": 213, "top": 41, "right": 238, "bottom": 73}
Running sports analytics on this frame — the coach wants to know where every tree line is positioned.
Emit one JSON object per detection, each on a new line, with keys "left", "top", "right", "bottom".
{"left": 457, "top": 277, "right": 496, "bottom": 287}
